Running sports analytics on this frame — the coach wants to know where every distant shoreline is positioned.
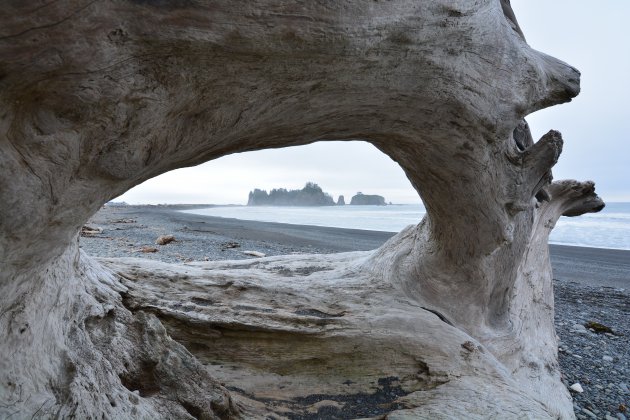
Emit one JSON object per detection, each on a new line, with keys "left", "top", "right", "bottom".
{"left": 175, "top": 203, "right": 630, "bottom": 253}
{"left": 109, "top": 202, "right": 630, "bottom": 252}
{"left": 99, "top": 204, "right": 629, "bottom": 289}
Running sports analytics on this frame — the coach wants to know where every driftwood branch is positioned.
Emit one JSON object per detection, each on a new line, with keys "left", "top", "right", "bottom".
{"left": 550, "top": 180, "right": 606, "bottom": 217}
{"left": 523, "top": 130, "right": 563, "bottom": 198}
{"left": 0, "top": 0, "right": 603, "bottom": 418}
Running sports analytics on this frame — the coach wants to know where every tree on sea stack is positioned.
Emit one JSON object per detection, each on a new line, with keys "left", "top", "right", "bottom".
{"left": 0, "top": 1, "right": 603, "bottom": 418}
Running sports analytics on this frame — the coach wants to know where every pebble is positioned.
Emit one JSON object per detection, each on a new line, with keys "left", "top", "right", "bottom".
{"left": 572, "top": 324, "right": 588, "bottom": 334}
{"left": 603, "top": 355, "right": 614, "bottom": 362}
{"left": 156, "top": 234, "right": 176, "bottom": 245}
{"left": 620, "top": 383, "right": 629, "bottom": 393}
{"left": 570, "top": 383, "right": 584, "bottom": 393}
{"left": 617, "top": 413, "right": 627, "bottom": 420}
{"left": 582, "top": 408, "right": 597, "bottom": 419}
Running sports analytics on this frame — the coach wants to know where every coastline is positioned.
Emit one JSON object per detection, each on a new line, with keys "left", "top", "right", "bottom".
{"left": 92, "top": 204, "right": 629, "bottom": 289}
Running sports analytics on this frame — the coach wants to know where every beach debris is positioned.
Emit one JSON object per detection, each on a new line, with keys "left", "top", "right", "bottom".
{"left": 569, "top": 383, "right": 584, "bottom": 393}
{"left": 221, "top": 241, "right": 240, "bottom": 250}
{"left": 81, "top": 225, "right": 103, "bottom": 236}
{"left": 585, "top": 321, "right": 614, "bottom": 334}
{"left": 242, "top": 250, "right": 265, "bottom": 258}
{"left": 110, "top": 218, "right": 136, "bottom": 223}
{"left": 156, "top": 235, "right": 176, "bottom": 245}
{"left": 139, "top": 246, "right": 158, "bottom": 253}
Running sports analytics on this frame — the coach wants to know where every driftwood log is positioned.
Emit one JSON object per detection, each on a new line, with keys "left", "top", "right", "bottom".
{"left": 0, "top": 0, "right": 603, "bottom": 418}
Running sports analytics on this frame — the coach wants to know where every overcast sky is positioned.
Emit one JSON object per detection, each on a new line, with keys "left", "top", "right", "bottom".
{"left": 117, "top": 1, "right": 629, "bottom": 205}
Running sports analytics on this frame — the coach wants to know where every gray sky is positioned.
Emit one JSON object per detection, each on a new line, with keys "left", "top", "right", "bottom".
{"left": 117, "top": 1, "right": 629, "bottom": 205}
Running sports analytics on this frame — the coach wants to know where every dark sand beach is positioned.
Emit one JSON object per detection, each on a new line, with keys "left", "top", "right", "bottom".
{"left": 81, "top": 204, "right": 630, "bottom": 289}
{"left": 81, "top": 205, "right": 629, "bottom": 419}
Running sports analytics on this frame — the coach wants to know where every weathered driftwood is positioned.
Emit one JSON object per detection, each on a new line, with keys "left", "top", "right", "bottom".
{"left": 0, "top": 0, "right": 603, "bottom": 418}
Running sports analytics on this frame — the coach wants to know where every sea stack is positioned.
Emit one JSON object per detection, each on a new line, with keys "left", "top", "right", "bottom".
{"left": 350, "top": 192, "right": 386, "bottom": 205}
{"left": 337, "top": 195, "right": 345, "bottom": 205}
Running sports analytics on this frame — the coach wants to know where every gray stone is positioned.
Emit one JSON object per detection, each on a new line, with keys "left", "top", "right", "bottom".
{"left": 570, "top": 383, "right": 585, "bottom": 393}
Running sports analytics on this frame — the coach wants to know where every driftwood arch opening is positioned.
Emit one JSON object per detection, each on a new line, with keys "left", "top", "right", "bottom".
{"left": 1, "top": 0, "right": 603, "bottom": 418}
{"left": 115, "top": 139, "right": 420, "bottom": 209}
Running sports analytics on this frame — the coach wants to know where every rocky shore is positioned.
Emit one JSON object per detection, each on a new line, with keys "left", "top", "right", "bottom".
{"left": 81, "top": 205, "right": 629, "bottom": 419}
{"left": 555, "top": 283, "right": 629, "bottom": 420}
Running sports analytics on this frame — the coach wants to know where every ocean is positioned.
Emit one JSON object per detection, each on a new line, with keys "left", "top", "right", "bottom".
{"left": 182, "top": 202, "right": 630, "bottom": 251}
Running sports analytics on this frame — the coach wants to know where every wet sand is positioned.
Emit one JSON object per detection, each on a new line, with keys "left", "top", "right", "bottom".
{"left": 549, "top": 244, "right": 630, "bottom": 289}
